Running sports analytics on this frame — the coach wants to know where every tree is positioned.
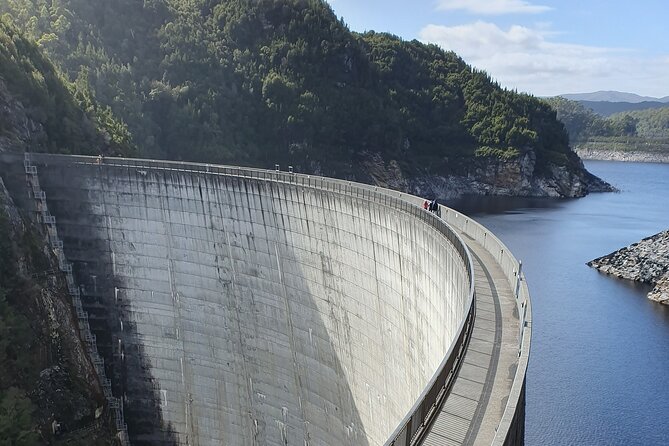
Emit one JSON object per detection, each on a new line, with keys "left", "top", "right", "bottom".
{"left": 0, "top": 388, "right": 39, "bottom": 446}
{"left": 610, "top": 114, "right": 638, "bottom": 137}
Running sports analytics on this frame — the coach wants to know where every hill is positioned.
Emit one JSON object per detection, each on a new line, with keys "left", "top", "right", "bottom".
{"left": 560, "top": 91, "right": 669, "bottom": 103}
{"left": 0, "top": 18, "right": 133, "bottom": 156}
{"left": 0, "top": 0, "right": 611, "bottom": 198}
{"left": 578, "top": 100, "right": 669, "bottom": 117}
{"left": 545, "top": 97, "right": 669, "bottom": 162}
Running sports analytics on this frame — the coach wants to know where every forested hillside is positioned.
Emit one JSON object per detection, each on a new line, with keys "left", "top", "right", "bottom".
{"left": 577, "top": 100, "right": 668, "bottom": 117}
{"left": 0, "top": 0, "right": 608, "bottom": 196}
{"left": 617, "top": 107, "right": 669, "bottom": 139}
{"left": 0, "top": 17, "right": 133, "bottom": 156}
{"left": 545, "top": 97, "right": 669, "bottom": 158}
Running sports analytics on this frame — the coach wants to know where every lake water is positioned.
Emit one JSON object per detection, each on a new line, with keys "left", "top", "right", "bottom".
{"left": 446, "top": 161, "right": 669, "bottom": 445}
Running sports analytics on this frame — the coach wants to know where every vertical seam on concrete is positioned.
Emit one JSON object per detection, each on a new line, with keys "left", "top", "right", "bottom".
{"left": 219, "top": 178, "right": 256, "bottom": 445}
{"left": 329, "top": 190, "right": 362, "bottom": 445}
{"left": 273, "top": 183, "right": 310, "bottom": 443}
{"left": 369, "top": 199, "right": 390, "bottom": 438}
{"left": 159, "top": 171, "right": 189, "bottom": 443}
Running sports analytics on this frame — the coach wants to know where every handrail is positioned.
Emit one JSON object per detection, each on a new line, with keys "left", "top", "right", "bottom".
{"left": 1, "top": 152, "right": 519, "bottom": 444}
{"left": 438, "top": 207, "right": 532, "bottom": 445}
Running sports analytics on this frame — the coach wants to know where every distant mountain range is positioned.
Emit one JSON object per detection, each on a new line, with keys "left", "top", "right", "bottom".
{"left": 576, "top": 100, "right": 668, "bottom": 117}
{"left": 559, "top": 91, "right": 669, "bottom": 103}
{"left": 555, "top": 91, "right": 669, "bottom": 116}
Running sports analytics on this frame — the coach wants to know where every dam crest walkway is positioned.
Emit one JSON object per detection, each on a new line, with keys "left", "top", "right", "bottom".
{"left": 420, "top": 230, "right": 523, "bottom": 445}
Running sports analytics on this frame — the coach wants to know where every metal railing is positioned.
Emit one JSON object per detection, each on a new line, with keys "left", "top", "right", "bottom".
{"left": 437, "top": 208, "right": 532, "bottom": 445}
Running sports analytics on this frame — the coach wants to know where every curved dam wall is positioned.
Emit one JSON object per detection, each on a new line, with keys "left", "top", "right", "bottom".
{"left": 1, "top": 154, "right": 473, "bottom": 445}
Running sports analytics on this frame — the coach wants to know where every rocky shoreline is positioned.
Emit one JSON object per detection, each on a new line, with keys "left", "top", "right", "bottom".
{"left": 360, "top": 149, "right": 615, "bottom": 201}
{"left": 575, "top": 147, "right": 669, "bottom": 163}
{"left": 587, "top": 230, "right": 669, "bottom": 304}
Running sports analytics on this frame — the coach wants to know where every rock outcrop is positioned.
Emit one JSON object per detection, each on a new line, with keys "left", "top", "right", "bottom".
{"left": 0, "top": 79, "right": 48, "bottom": 153}
{"left": 359, "top": 149, "right": 614, "bottom": 201}
{"left": 587, "top": 230, "right": 669, "bottom": 304}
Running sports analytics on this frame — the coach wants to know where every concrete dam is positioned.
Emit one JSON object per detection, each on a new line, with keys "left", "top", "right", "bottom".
{"left": 0, "top": 153, "right": 531, "bottom": 446}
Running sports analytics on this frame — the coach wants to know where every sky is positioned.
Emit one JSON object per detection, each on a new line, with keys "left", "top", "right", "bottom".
{"left": 326, "top": 0, "right": 669, "bottom": 98}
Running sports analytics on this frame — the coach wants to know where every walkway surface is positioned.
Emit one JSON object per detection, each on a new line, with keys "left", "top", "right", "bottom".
{"left": 420, "top": 233, "right": 521, "bottom": 445}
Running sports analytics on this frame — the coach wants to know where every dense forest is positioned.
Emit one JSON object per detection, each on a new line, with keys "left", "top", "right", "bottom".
{"left": 1, "top": 0, "right": 580, "bottom": 179}
{"left": 0, "top": 17, "right": 133, "bottom": 156}
{"left": 612, "top": 107, "right": 669, "bottom": 139}
{"left": 545, "top": 97, "right": 669, "bottom": 154}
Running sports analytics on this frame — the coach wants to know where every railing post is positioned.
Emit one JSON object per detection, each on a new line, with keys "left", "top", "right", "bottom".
{"left": 514, "top": 261, "right": 523, "bottom": 298}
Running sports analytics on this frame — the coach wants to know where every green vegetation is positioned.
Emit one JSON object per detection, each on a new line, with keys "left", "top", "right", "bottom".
{"left": 613, "top": 107, "right": 669, "bottom": 139}
{"left": 1, "top": 0, "right": 574, "bottom": 175}
{"left": 0, "top": 387, "right": 39, "bottom": 445}
{"left": 576, "top": 100, "right": 668, "bottom": 117}
{"left": 0, "top": 209, "right": 114, "bottom": 444}
{"left": 0, "top": 17, "right": 134, "bottom": 155}
{"left": 544, "top": 97, "right": 669, "bottom": 154}
{"left": 542, "top": 97, "right": 617, "bottom": 142}
{"left": 0, "top": 212, "right": 41, "bottom": 445}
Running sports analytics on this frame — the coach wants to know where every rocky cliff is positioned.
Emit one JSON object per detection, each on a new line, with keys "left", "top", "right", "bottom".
{"left": 360, "top": 149, "right": 614, "bottom": 200}
{"left": 0, "top": 79, "right": 47, "bottom": 153}
{"left": 587, "top": 230, "right": 669, "bottom": 304}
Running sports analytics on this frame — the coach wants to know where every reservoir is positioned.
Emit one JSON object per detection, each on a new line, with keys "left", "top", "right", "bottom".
{"left": 447, "top": 161, "right": 669, "bottom": 445}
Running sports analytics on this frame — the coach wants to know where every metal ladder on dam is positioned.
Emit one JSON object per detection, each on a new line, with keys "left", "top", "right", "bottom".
{"left": 23, "top": 153, "right": 130, "bottom": 445}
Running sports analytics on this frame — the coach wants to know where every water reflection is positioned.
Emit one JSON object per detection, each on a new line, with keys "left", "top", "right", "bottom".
{"left": 445, "top": 195, "right": 573, "bottom": 216}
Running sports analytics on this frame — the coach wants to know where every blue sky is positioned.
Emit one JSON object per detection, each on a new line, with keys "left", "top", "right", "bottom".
{"left": 327, "top": 0, "right": 669, "bottom": 97}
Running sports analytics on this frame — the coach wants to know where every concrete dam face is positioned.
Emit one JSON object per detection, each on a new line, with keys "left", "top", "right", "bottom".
{"left": 1, "top": 155, "right": 474, "bottom": 445}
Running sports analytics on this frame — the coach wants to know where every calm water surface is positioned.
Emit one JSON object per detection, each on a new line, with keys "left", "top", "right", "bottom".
{"left": 447, "top": 161, "right": 669, "bottom": 445}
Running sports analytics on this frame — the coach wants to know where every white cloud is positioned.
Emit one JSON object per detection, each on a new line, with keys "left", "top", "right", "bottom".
{"left": 436, "top": 0, "right": 551, "bottom": 15}
{"left": 419, "top": 21, "right": 669, "bottom": 97}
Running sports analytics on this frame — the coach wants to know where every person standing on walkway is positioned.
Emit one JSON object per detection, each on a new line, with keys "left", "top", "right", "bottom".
{"left": 429, "top": 198, "right": 440, "bottom": 216}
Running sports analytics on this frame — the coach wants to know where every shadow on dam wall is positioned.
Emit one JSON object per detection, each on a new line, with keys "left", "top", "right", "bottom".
{"left": 0, "top": 154, "right": 471, "bottom": 445}
{"left": 0, "top": 159, "right": 179, "bottom": 445}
